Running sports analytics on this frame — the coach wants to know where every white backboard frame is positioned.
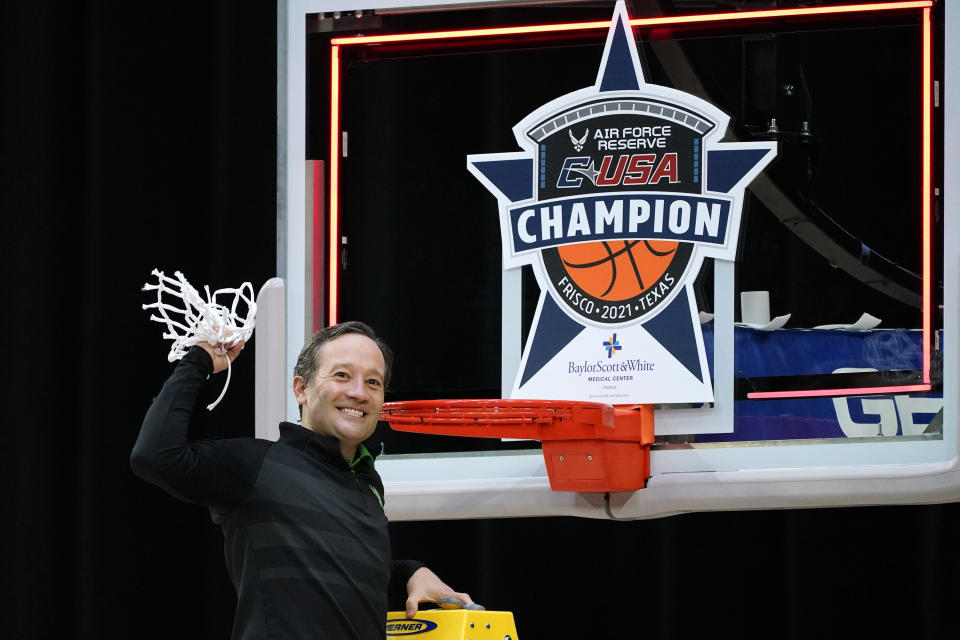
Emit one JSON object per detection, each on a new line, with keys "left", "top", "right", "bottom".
{"left": 273, "top": 0, "right": 960, "bottom": 520}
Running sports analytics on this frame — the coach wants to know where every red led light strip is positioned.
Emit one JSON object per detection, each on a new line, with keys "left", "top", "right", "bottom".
{"left": 329, "top": 2, "right": 932, "bottom": 45}
{"left": 921, "top": 6, "right": 932, "bottom": 384}
{"left": 748, "top": 384, "right": 932, "bottom": 401}
{"left": 329, "top": 44, "right": 340, "bottom": 327}
{"left": 327, "top": 2, "right": 934, "bottom": 400}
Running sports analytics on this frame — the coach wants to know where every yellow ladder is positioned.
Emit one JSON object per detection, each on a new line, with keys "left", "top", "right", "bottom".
{"left": 386, "top": 610, "right": 519, "bottom": 640}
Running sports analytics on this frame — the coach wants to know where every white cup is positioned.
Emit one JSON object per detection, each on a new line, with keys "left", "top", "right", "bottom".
{"left": 740, "top": 291, "right": 771, "bottom": 325}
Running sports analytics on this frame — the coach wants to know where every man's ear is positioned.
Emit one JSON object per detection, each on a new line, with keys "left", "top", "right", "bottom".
{"left": 292, "top": 375, "right": 308, "bottom": 406}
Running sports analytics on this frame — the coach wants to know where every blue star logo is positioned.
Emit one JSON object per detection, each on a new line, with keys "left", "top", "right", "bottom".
{"left": 466, "top": 1, "right": 776, "bottom": 403}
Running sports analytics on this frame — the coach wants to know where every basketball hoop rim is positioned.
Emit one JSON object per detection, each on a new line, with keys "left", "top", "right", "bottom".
{"left": 378, "top": 399, "right": 651, "bottom": 429}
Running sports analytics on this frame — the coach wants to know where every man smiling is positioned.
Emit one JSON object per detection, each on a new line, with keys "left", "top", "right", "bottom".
{"left": 132, "top": 321, "right": 474, "bottom": 639}
{"left": 293, "top": 329, "right": 388, "bottom": 462}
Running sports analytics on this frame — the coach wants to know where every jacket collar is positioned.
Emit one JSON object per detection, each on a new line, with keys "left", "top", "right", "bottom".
{"left": 277, "top": 422, "right": 376, "bottom": 471}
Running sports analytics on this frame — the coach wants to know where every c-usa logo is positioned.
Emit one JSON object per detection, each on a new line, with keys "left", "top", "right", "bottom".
{"left": 467, "top": 1, "right": 776, "bottom": 403}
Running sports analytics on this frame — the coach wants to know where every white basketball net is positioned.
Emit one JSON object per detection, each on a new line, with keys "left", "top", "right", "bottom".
{"left": 142, "top": 269, "right": 257, "bottom": 410}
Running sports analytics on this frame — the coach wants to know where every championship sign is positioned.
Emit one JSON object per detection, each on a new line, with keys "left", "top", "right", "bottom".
{"left": 468, "top": 2, "right": 776, "bottom": 404}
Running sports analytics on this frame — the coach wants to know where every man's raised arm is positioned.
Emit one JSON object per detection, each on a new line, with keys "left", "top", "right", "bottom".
{"left": 130, "top": 341, "right": 257, "bottom": 508}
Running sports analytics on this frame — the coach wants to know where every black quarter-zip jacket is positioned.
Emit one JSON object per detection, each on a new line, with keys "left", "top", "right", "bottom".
{"left": 131, "top": 346, "right": 422, "bottom": 639}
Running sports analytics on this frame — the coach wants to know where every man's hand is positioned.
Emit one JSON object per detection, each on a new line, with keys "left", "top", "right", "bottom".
{"left": 404, "top": 567, "right": 477, "bottom": 618}
{"left": 196, "top": 340, "right": 245, "bottom": 374}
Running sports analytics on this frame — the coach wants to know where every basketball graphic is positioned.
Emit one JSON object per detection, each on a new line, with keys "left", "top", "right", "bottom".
{"left": 542, "top": 237, "right": 693, "bottom": 325}
{"left": 523, "top": 100, "right": 710, "bottom": 325}
{"left": 557, "top": 239, "right": 678, "bottom": 301}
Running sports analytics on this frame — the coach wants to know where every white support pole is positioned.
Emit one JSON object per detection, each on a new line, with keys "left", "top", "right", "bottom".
{"left": 255, "top": 278, "right": 287, "bottom": 440}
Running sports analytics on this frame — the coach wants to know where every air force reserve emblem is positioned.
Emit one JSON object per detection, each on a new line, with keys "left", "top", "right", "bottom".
{"left": 467, "top": 1, "right": 776, "bottom": 404}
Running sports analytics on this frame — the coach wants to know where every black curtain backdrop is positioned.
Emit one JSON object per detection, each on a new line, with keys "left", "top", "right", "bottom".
{"left": 2, "top": 2, "right": 958, "bottom": 639}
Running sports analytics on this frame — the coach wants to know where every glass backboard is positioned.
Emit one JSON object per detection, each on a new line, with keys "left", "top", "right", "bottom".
{"left": 268, "top": 0, "right": 959, "bottom": 520}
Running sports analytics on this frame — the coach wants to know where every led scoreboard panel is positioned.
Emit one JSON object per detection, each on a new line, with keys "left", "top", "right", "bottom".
{"left": 271, "top": 0, "right": 960, "bottom": 520}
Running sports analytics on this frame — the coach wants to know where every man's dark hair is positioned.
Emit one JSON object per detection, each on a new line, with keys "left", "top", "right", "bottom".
{"left": 293, "top": 320, "right": 394, "bottom": 389}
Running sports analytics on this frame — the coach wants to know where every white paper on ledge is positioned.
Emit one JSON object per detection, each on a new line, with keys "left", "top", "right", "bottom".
{"left": 735, "top": 314, "right": 791, "bottom": 331}
{"left": 813, "top": 313, "right": 882, "bottom": 331}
